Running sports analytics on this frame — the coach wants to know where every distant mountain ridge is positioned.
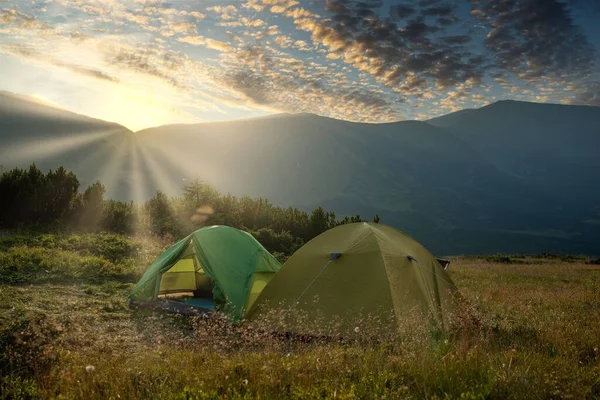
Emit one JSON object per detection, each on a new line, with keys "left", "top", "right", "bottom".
{"left": 0, "top": 91, "right": 135, "bottom": 194}
{"left": 1, "top": 92, "right": 599, "bottom": 255}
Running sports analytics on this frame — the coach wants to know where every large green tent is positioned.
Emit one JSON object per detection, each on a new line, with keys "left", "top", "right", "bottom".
{"left": 247, "top": 222, "right": 459, "bottom": 334}
{"left": 130, "top": 225, "right": 281, "bottom": 320}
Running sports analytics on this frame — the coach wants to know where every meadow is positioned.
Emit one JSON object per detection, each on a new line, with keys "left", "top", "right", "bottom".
{"left": 1, "top": 233, "right": 599, "bottom": 399}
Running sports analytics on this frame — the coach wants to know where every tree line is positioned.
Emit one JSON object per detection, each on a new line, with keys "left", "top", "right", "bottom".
{"left": 0, "top": 164, "right": 380, "bottom": 260}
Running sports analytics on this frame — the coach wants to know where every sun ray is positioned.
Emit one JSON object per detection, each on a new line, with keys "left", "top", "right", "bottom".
{"left": 128, "top": 138, "right": 150, "bottom": 204}
{"left": 139, "top": 140, "right": 220, "bottom": 188}
{"left": 83, "top": 136, "right": 131, "bottom": 199}
{"left": 136, "top": 142, "right": 185, "bottom": 199}
{"left": 0, "top": 128, "right": 122, "bottom": 166}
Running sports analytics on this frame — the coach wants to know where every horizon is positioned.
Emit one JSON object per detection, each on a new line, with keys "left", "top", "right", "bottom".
{"left": 6, "top": 89, "right": 600, "bottom": 133}
{"left": 1, "top": 0, "right": 599, "bottom": 131}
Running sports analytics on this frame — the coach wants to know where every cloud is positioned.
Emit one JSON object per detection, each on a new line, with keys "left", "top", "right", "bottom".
{"left": 568, "top": 82, "right": 600, "bottom": 106}
{"left": 161, "top": 21, "right": 197, "bottom": 37}
{"left": 225, "top": 71, "right": 271, "bottom": 105}
{"left": 0, "top": 8, "right": 54, "bottom": 31}
{"left": 222, "top": 68, "right": 401, "bottom": 121}
{"left": 178, "top": 36, "right": 234, "bottom": 52}
{"left": 390, "top": 4, "right": 416, "bottom": 19}
{"left": 0, "top": 44, "right": 119, "bottom": 83}
{"left": 206, "top": 5, "right": 238, "bottom": 20}
{"left": 266, "top": 25, "right": 280, "bottom": 35}
{"left": 269, "top": 0, "right": 485, "bottom": 96}
{"left": 472, "top": 0, "right": 596, "bottom": 84}
{"left": 243, "top": 0, "right": 267, "bottom": 12}
{"left": 189, "top": 11, "right": 205, "bottom": 20}
{"left": 218, "top": 42, "right": 401, "bottom": 122}
{"left": 274, "top": 35, "right": 292, "bottom": 48}
{"left": 257, "top": 0, "right": 599, "bottom": 108}
{"left": 58, "top": 62, "right": 120, "bottom": 82}
{"left": 2, "top": 0, "right": 599, "bottom": 127}
{"left": 108, "top": 46, "right": 188, "bottom": 89}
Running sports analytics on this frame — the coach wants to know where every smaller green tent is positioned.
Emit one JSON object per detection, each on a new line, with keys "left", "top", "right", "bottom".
{"left": 130, "top": 225, "right": 281, "bottom": 320}
{"left": 247, "top": 222, "right": 459, "bottom": 334}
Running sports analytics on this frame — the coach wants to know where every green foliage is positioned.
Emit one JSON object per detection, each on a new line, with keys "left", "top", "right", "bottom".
{"left": 0, "top": 375, "right": 39, "bottom": 399}
{"left": 182, "top": 178, "right": 220, "bottom": 209}
{"left": 0, "top": 233, "right": 140, "bottom": 263}
{"left": 0, "top": 164, "right": 368, "bottom": 260}
{"left": 0, "top": 246, "right": 137, "bottom": 284}
{"left": 101, "top": 200, "right": 138, "bottom": 234}
{"left": 248, "top": 228, "right": 303, "bottom": 259}
{"left": 78, "top": 181, "right": 106, "bottom": 231}
{"left": 337, "top": 214, "right": 365, "bottom": 225}
{"left": 309, "top": 207, "right": 336, "bottom": 237}
{"left": 144, "top": 191, "right": 181, "bottom": 238}
{"left": 0, "top": 164, "right": 80, "bottom": 228}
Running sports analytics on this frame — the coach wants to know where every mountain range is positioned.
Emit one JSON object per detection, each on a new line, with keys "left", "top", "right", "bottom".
{"left": 1, "top": 91, "right": 599, "bottom": 255}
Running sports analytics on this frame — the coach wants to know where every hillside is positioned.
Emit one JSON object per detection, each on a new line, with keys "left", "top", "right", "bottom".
{"left": 428, "top": 100, "right": 600, "bottom": 206}
{"left": 1, "top": 91, "right": 599, "bottom": 254}
{"left": 0, "top": 91, "right": 135, "bottom": 196}
{"left": 137, "top": 110, "right": 600, "bottom": 255}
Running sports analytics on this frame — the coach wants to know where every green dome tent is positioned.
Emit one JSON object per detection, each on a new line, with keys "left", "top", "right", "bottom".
{"left": 130, "top": 226, "right": 281, "bottom": 320}
{"left": 247, "top": 222, "right": 459, "bottom": 334}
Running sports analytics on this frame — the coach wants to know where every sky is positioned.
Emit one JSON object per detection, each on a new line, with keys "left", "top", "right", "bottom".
{"left": 1, "top": 0, "right": 599, "bottom": 131}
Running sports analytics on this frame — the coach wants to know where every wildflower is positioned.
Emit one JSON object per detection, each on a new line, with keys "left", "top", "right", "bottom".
{"left": 242, "top": 379, "right": 249, "bottom": 385}
{"left": 85, "top": 365, "right": 95, "bottom": 373}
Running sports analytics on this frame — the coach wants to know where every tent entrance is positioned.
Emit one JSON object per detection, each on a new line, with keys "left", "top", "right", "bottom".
{"left": 157, "top": 241, "right": 216, "bottom": 311}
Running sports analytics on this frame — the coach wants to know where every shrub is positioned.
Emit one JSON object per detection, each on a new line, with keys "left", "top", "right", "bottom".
{"left": 248, "top": 228, "right": 304, "bottom": 258}
{"left": 101, "top": 200, "right": 138, "bottom": 235}
{"left": 0, "top": 246, "right": 137, "bottom": 284}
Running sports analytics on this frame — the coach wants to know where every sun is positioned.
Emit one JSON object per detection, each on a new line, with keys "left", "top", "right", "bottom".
{"left": 93, "top": 84, "right": 199, "bottom": 131}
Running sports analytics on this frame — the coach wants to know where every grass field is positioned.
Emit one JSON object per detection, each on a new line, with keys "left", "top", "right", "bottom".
{"left": 1, "top": 234, "right": 599, "bottom": 399}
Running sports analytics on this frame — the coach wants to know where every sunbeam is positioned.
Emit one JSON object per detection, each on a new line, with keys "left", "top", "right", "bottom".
{"left": 139, "top": 140, "right": 221, "bottom": 189}
{"left": 128, "top": 137, "right": 150, "bottom": 205}
{"left": 82, "top": 135, "right": 131, "bottom": 199}
{"left": 136, "top": 142, "right": 185, "bottom": 199}
{"left": 0, "top": 128, "right": 123, "bottom": 166}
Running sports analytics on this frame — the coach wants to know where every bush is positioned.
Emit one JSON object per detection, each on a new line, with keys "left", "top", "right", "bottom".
{"left": 0, "top": 246, "right": 137, "bottom": 284}
{"left": 101, "top": 200, "right": 138, "bottom": 235}
{"left": 248, "top": 228, "right": 304, "bottom": 258}
{"left": 0, "top": 233, "right": 139, "bottom": 264}
{"left": 484, "top": 254, "right": 513, "bottom": 264}
{"left": 144, "top": 191, "right": 181, "bottom": 238}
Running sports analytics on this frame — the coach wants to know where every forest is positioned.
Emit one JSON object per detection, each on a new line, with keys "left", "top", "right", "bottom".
{"left": 0, "top": 164, "right": 378, "bottom": 261}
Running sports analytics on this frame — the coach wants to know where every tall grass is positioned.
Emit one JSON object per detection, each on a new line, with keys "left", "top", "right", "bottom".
{"left": 1, "top": 237, "right": 599, "bottom": 399}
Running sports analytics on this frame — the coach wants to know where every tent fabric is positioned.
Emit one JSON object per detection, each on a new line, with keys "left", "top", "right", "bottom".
{"left": 246, "top": 222, "right": 459, "bottom": 334}
{"left": 130, "top": 225, "right": 282, "bottom": 320}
